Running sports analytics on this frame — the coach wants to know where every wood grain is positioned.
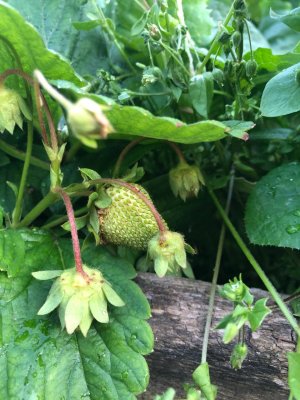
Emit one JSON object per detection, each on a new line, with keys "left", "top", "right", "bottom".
{"left": 136, "top": 273, "right": 296, "bottom": 399}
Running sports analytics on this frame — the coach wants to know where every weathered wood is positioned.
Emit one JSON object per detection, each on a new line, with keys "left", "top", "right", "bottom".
{"left": 136, "top": 273, "right": 297, "bottom": 400}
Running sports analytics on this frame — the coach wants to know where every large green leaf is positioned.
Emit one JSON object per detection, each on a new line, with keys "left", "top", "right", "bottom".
{"left": 55, "top": 80, "right": 255, "bottom": 143}
{"left": 260, "top": 62, "right": 300, "bottom": 116}
{"left": 0, "top": 1, "right": 84, "bottom": 86}
{"left": 0, "top": 228, "right": 153, "bottom": 400}
{"left": 5, "top": 0, "right": 108, "bottom": 76}
{"left": 288, "top": 352, "right": 300, "bottom": 400}
{"left": 183, "top": 0, "right": 214, "bottom": 45}
{"left": 271, "top": 7, "right": 300, "bottom": 32}
{"left": 245, "top": 163, "right": 300, "bottom": 249}
{"left": 244, "top": 47, "right": 300, "bottom": 72}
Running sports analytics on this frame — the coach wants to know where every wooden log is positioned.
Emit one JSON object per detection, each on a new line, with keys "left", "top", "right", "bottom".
{"left": 136, "top": 273, "right": 297, "bottom": 400}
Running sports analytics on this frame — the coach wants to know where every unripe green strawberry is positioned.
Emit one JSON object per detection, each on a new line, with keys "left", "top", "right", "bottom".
{"left": 32, "top": 265, "right": 124, "bottom": 337}
{"left": 0, "top": 84, "right": 31, "bottom": 133}
{"left": 169, "top": 161, "right": 205, "bottom": 202}
{"left": 148, "top": 231, "right": 195, "bottom": 277}
{"left": 98, "top": 184, "right": 167, "bottom": 250}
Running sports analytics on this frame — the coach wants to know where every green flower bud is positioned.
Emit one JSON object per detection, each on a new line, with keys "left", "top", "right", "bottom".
{"left": 141, "top": 66, "right": 163, "bottom": 86}
{"left": 169, "top": 162, "right": 205, "bottom": 202}
{"left": 148, "top": 24, "right": 161, "bottom": 41}
{"left": 0, "top": 84, "right": 31, "bottom": 134}
{"left": 232, "top": 31, "right": 242, "bottom": 48}
{"left": 32, "top": 265, "right": 124, "bottom": 336}
{"left": 148, "top": 230, "right": 195, "bottom": 277}
{"left": 67, "top": 98, "right": 113, "bottom": 148}
{"left": 230, "top": 343, "right": 248, "bottom": 369}
{"left": 245, "top": 60, "right": 258, "bottom": 78}
{"left": 218, "top": 31, "right": 231, "bottom": 45}
{"left": 212, "top": 68, "right": 225, "bottom": 85}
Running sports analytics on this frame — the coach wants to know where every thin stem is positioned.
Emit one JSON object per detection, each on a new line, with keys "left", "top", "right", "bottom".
{"left": 33, "top": 77, "right": 49, "bottom": 145}
{"left": 161, "top": 42, "right": 190, "bottom": 77}
{"left": 91, "top": 0, "right": 136, "bottom": 72}
{"left": 57, "top": 189, "right": 88, "bottom": 279}
{"left": 198, "top": 3, "right": 235, "bottom": 73}
{"left": 176, "top": 0, "right": 194, "bottom": 76}
{"left": 17, "top": 191, "right": 58, "bottom": 228}
{"left": 244, "top": 20, "right": 253, "bottom": 60}
{"left": 113, "top": 138, "right": 145, "bottom": 178}
{"left": 201, "top": 170, "right": 235, "bottom": 363}
{"left": 128, "top": 90, "right": 171, "bottom": 97}
{"left": 89, "top": 178, "right": 166, "bottom": 233}
{"left": 0, "top": 138, "right": 49, "bottom": 170}
{"left": 41, "top": 206, "right": 88, "bottom": 230}
{"left": 208, "top": 188, "right": 300, "bottom": 337}
{"left": 167, "top": 141, "right": 186, "bottom": 163}
{"left": 34, "top": 70, "right": 72, "bottom": 111}
{"left": 12, "top": 122, "right": 34, "bottom": 225}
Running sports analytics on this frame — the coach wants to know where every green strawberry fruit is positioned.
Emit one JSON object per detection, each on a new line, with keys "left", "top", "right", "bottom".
{"left": 98, "top": 183, "right": 167, "bottom": 250}
{"left": 32, "top": 265, "right": 124, "bottom": 337}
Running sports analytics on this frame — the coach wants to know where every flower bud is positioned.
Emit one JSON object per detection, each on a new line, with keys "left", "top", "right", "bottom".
{"left": 148, "top": 24, "right": 161, "bottom": 41}
{"left": 148, "top": 230, "right": 195, "bottom": 277}
{"left": 245, "top": 60, "right": 258, "bottom": 78}
{"left": 67, "top": 98, "right": 113, "bottom": 148}
{"left": 230, "top": 343, "right": 248, "bottom": 369}
{"left": 32, "top": 265, "right": 124, "bottom": 336}
{"left": 169, "top": 162, "right": 205, "bottom": 202}
{"left": 0, "top": 84, "right": 31, "bottom": 134}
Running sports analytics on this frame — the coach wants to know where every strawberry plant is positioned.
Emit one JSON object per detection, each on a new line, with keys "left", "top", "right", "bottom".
{"left": 0, "top": 0, "right": 300, "bottom": 399}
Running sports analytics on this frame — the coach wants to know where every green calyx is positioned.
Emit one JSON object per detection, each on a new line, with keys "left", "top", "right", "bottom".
{"left": 0, "top": 84, "right": 32, "bottom": 134}
{"left": 67, "top": 98, "right": 113, "bottom": 148}
{"left": 169, "top": 161, "right": 205, "bottom": 201}
{"left": 98, "top": 183, "right": 167, "bottom": 250}
{"left": 148, "top": 230, "right": 195, "bottom": 277}
{"left": 32, "top": 265, "right": 124, "bottom": 336}
{"left": 230, "top": 343, "right": 248, "bottom": 369}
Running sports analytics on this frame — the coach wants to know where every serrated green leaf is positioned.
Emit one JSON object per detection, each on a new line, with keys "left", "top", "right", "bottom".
{"left": 183, "top": 0, "right": 214, "bottom": 44}
{"left": 245, "top": 163, "right": 300, "bottom": 249}
{"left": 0, "top": 2, "right": 84, "bottom": 87}
{"left": 6, "top": 0, "right": 107, "bottom": 76}
{"left": 0, "top": 228, "right": 153, "bottom": 399}
{"left": 288, "top": 352, "right": 300, "bottom": 399}
{"left": 261, "top": 62, "right": 300, "bottom": 117}
{"left": 248, "top": 298, "right": 271, "bottom": 331}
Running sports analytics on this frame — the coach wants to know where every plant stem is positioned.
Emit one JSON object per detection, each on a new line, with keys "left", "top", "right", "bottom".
{"left": 34, "top": 70, "right": 72, "bottom": 111}
{"left": 161, "top": 42, "right": 190, "bottom": 77}
{"left": 17, "top": 191, "right": 58, "bottom": 228}
{"left": 201, "top": 170, "right": 234, "bottom": 363}
{"left": 198, "top": 3, "right": 235, "bottom": 73}
{"left": 89, "top": 178, "right": 166, "bottom": 233}
{"left": 208, "top": 188, "right": 300, "bottom": 337}
{"left": 176, "top": 0, "right": 195, "bottom": 76}
{"left": 167, "top": 141, "right": 186, "bottom": 163}
{"left": 57, "top": 189, "right": 88, "bottom": 279}
{"left": 113, "top": 138, "right": 144, "bottom": 177}
{"left": 0, "top": 138, "right": 49, "bottom": 170}
{"left": 12, "top": 122, "right": 34, "bottom": 225}
{"left": 41, "top": 206, "right": 88, "bottom": 230}
{"left": 91, "top": 0, "right": 136, "bottom": 72}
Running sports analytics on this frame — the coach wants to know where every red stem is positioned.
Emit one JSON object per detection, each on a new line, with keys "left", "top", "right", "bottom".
{"left": 167, "top": 141, "right": 186, "bottom": 163}
{"left": 58, "top": 189, "right": 89, "bottom": 280}
{"left": 90, "top": 178, "right": 166, "bottom": 234}
{"left": 113, "top": 137, "right": 145, "bottom": 177}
